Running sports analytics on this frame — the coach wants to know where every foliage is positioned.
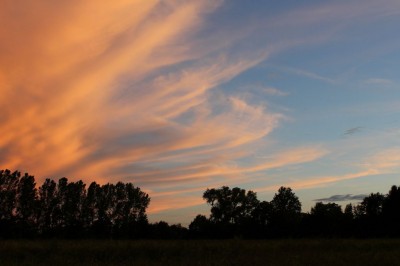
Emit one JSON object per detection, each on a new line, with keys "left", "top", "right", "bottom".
{"left": 2, "top": 169, "right": 400, "bottom": 239}
{"left": 0, "top": 169, "right": 150, "bottom": 239}
{"left": 203, "top": 186, "right": 259, "bottom": 225}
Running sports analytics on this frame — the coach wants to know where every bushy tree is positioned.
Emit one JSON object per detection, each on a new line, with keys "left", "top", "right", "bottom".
{"left": 251, "top": 201, "right": 273, "bottom": 226}
{"left": 308, "top": 202, "right": 343, "bottom": 236}
{"left": 356, "top": 193, "right": 385, "bottom": 218}
{"left": 189, "top": 214, "right": 214, "bottom": 238}
{"left": 269, "top": 187, "right": 302, "bottom": 236}
{"left": 203, "top": 186, "right": 259, "bottom": 225}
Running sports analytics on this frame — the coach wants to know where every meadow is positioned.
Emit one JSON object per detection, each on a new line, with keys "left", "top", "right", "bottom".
{"left": 1, "top": 239, "right": 400, "bottom": 265}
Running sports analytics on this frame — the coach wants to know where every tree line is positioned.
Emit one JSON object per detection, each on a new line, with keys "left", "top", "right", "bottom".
{"left": 1, "top": 169, "right": 400, "bottom": 239}
{"left": 0, "top": 169, "right": 150, "bottom": 238}
{"left": 190, "top": 185, "right": 400, "bottom": 238}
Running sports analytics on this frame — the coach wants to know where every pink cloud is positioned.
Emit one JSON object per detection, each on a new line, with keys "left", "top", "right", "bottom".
{"left": 2, "top": 1, "right": 396, "bottom": 223}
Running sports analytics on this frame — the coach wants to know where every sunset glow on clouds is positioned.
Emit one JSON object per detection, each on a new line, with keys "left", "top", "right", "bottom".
{"left": 2, "top": 1, "right": 400, "bottom": 224}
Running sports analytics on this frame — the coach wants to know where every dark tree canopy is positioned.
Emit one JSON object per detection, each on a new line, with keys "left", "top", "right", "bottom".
{"left": 203, "top": 186, "right": 259, "bottom": 225}
{"left": 355, "top": 192, "right": 385, "bottom": 218}
{"left": 270, "top": 186, "right": 302, "bottom": 215}
{"left": 2, "top": 169, "right": 400, "bottom": 239}
{"left": 306, "top": 202, "right": 344, "bottom": 236}
{"left": 0, "top": 169, "right": 150, "bottom": 239}
{"left": 269, "top": 186, "right": 302, "bottom": 235}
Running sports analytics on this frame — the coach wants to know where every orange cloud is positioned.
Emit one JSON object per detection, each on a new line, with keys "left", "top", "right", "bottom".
{"left": 256, "top": 147, "right": 400, "bottom": 194}
{"left": 4, "top": 1, "right": 390, "bottom": 222}
{"left": 258, "top": 170, "right": 379, "bottom": 193}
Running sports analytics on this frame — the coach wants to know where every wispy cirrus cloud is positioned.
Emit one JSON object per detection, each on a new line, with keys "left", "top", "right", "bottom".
{"left": 0, "top": 1, "right": 288, "bottom": 212}
{"left": 270, "top": 65, "right": 336, "bottom": 83}
{"left": 1, "top": 0, "right": 399, "bottom": 222}
{"left": 364, "top": 78, "right": 393, "bottom": 85}
{"left": 263, "top": 87, "right": 289, "bottom": 97}
{"left": 258, "top": 170, "right": 379, "bottom": 193}
{"left": 257, "top": 145, "right": 400, "bottom": 195}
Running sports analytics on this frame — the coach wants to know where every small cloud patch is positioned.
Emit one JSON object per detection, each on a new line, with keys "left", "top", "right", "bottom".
{"left": 344, "top": 127, "right": 363, "bottom": 136}
{"left": 314, "top": 194, "right": 367, "bottom": 202}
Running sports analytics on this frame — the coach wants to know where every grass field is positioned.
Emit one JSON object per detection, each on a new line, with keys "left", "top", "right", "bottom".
{"left": 1, "top": 239, "right": 400, "bottom": 265}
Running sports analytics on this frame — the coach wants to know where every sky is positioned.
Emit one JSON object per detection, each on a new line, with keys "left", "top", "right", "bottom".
{"left": 1, "top": 0, "right": 400, "bottom": 226}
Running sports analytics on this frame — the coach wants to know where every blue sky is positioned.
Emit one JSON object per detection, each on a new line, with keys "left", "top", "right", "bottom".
{"left": 1, "top": 0, "right": 400, "bottom": 225}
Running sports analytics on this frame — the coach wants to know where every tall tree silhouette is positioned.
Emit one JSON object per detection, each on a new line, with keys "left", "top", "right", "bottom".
{"left": 269, "top": 186, "right": 301, "bottom": 236}
{"left": 383, "top": 185, "right": 400, "bottom": 236}
{"left": 353, "top": 192, "right": 385, "bottom": 236}
{"left": 65, "top": 180, "right": 86, "bottom": 236}
{"left": 38, "top": 179, "right": 58, "bottom": 235}
{"left": 0, "top": 170, "right": 19, "bottom": 221}
{"left": 3, "top": 168, "right": 400, "bottom": 239}
{"left": 15, "top": 173, "right": 38, "bottom": 237}
{"left": 0, "top": 170, "right": 20, "bottom": 237}
{"left": 0, "top": 169, "right": 152, "bottom": 239}
{"left": 82, "top": 181, "right": 100, "bottom": 229}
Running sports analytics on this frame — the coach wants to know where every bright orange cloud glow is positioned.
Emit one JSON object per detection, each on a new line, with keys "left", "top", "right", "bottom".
{"left": 3, "top": 1, "right": 367, "bottom": 222}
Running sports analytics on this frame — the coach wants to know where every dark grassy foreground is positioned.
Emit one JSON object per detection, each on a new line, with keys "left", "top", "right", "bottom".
{"left": 1, "top": 239, "right": 400, "bottom": 266}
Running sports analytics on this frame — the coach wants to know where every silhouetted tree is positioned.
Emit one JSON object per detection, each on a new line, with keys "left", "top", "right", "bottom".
{"left": 308, "top": 202, "right": 343, "bottom": 236}
{"left": 269, "top": 186, "right": 301, "bottom": 236}
{"left": 382, "top": 185, "right": 400, "bottom": 236}
{"left": 38, "top": 179, "right": 58, "bottom": 235}
{"left": 16, "top": 173, "right": 38, "bottom": 221}
{"left": 353, "top": 192, "right": 385, "bottom": 236}
{"left": 342, "top": 203, "right": 354, "bottom": 236}
{"left": 203, "top": 186, "right": 259, "bottom": 225}
{"left": 251, "top": 201, "right": 273, "bottom": 227}
{"left": 15, "top": 173, "right": 38, "bottom": 237}
{"left": 3, "top": 168, "right": 400, "bottom": 239}
{"left": 202, "top": 186, "right": 260, "bottom": 237}
{"left": 65, "top": 180, "right": 86, "bottom": 237}
{"left": 150, "top": 221, "right": 170, "bottom": 238}
{"left": 0, "top": 170, "right": 19, "bottom": 221}
{"left": 112, "top": 182, "right": 150, "bottom": 238}
{"left": 344, "top": 203, "right": 354, "bottom": 220}
{"left": 82, "top": 181, "right": 100, "bottom": 230}
{"left": 359, "top": 193, "right": 385, "bottom": 218}
{"left": 0, "top": 170, "right": 19, "bottom": 238}
{"left": 189, "top": 214, "right": 214, "bottom": 238}
{"left": 383, "top": 186, "right": 400, "bottom": 217}
{"left": 0, "top": 169, "right": 151, "bottom": 239}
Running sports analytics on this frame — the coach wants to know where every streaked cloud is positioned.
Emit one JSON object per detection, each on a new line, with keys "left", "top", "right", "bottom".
{"left": 258, "top": 170, "right": 379, "bottom": 193}
{"left": 366, "top": 148, "right": 400, "bottom": 172}
{"left": 364, "top": 78, "right": 393, "bottom": 85}
{"left": 1, "top": 0, "right": 400, "bottom": 223}
{"left": 0, "top": 1, "right": 289, "bottom": 216}
{"left": 258, "top": 145, "right": 400, "bottom": 194}
{"left": 314, "top": 194, "right": 367, "bottom": 202}
{"left": 240, "top": 85, "right": 288, "bottom": 97}
{"left": 344, "top": 127, "right": 363, "bottom": 136}
{"left": 272, "top": 65, "right": 336, "bottom": 83}
{"left": 263, "top": 87, "right": 289, "bottom": 96}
